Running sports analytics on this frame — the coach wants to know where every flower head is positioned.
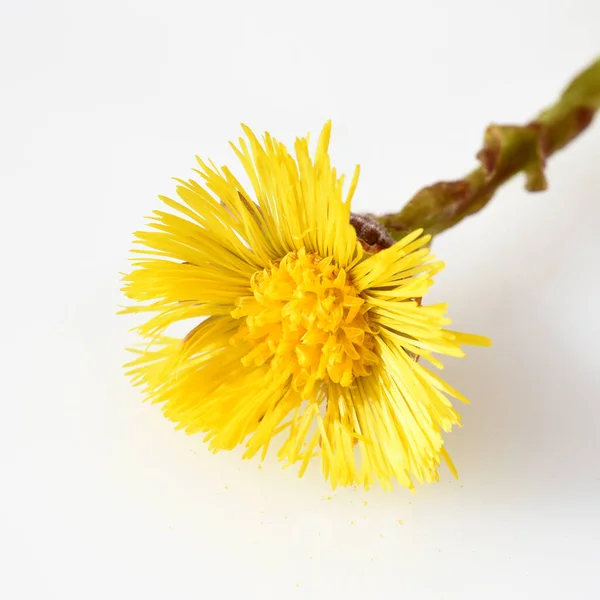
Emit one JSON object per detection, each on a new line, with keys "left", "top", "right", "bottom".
{"left": 122, "top": 123, "right": 490, "bottom": 490}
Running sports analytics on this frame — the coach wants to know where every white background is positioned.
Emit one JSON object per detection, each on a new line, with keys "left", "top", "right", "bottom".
{"left": 2, "top": 0, "right": 599, "bottom": 598}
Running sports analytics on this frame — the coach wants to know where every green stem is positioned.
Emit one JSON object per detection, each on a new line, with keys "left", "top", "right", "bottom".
{"left": 377, "top": 58, "right": 600, "bottom": 240}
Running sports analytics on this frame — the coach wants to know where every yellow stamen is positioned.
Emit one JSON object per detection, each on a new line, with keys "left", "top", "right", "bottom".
{"left": 232, "top": 248, "right": 378, "bottom": 397}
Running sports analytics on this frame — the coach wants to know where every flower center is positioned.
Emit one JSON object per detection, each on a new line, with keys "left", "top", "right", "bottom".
{"left": 232, "top": 249, "right": 378, "bottom": 397}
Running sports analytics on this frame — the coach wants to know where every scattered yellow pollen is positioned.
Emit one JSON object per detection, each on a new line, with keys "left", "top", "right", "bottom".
{"left": 363, "top": 500, "right": 368, "bottom": 507}
{"left": 397, "top": 520, "right": 403, "bottom": 525}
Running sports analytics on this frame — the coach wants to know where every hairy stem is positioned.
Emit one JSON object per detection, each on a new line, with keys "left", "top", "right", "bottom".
{"left": 377, "top": 58, "right": 600, "bottom": 239}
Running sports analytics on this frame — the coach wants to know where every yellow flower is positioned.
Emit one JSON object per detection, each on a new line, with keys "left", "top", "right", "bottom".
{"left": 122, "top": 122, "right": 490, "bottom": 491}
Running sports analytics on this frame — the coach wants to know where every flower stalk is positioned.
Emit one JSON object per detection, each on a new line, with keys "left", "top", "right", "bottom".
{"left": 377, "top": 57, "right": 600, "bottom": 240}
